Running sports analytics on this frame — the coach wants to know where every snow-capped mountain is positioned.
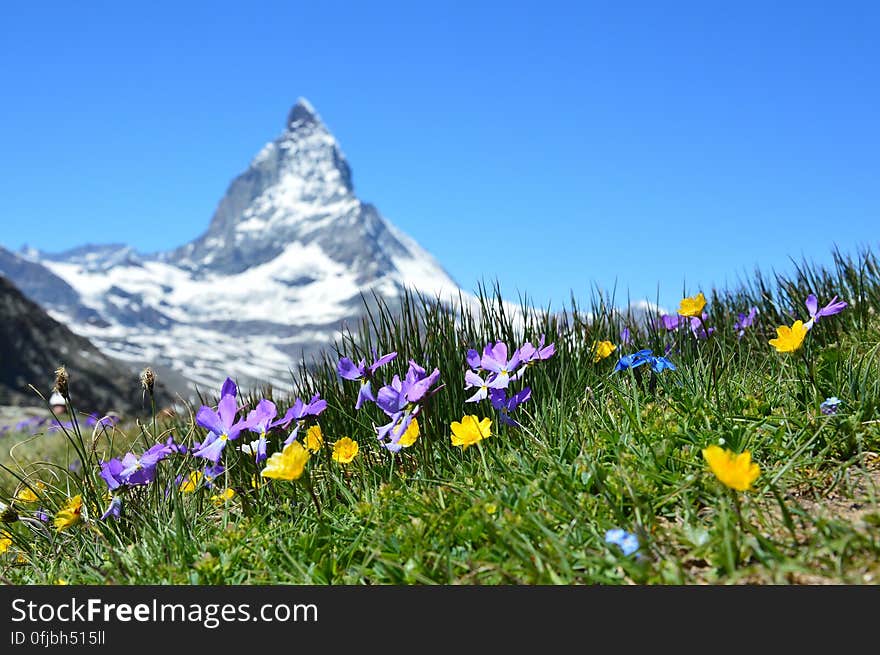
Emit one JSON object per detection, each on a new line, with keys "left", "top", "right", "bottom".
{"left": 4, "top": 99, "right": 460, "bottom": 394}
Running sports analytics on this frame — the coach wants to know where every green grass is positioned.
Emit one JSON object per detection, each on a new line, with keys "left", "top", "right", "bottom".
{"left": 2, "top": 246, "right": 879, "bottom": 584}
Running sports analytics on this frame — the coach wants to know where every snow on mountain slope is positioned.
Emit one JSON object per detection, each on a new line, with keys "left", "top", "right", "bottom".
{"left": 13, "top": 99, "right": 461, "bottom": 394}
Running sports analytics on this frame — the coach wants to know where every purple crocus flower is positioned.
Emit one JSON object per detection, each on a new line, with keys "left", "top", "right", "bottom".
{"left": 193, "top": 395, "right": 249, "bottom": 462}
{"left": 734, "top": 307, "right": 759, "bottom": 339}
{"left": 100, "top": 496, "right": 123, "bottom": 521}
{"left": 805, "top": 294, "right": 848, "bottom": 328}
{"left": 337, "top": 351, "right": 398, "bottom": 409}
{"left": 613, "top": 349, "right": 654, "bottom": 372}
{"left": 34, "top": 509, "right": 50, "bottom": 522}
{"left": 620, "top": 327, "right": 632, "bottom": 346}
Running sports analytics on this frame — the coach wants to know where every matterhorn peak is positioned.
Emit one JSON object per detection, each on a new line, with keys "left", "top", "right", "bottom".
{"left": 286, "top": 97, "right": 321, "bottom": 130}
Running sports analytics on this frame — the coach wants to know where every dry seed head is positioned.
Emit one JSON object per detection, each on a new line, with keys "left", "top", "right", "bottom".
{"left": 53, "top": 365, "right": 69, "bottom": 399}
{"left": 140, "top": 367, "right": 155, "bottom": 394}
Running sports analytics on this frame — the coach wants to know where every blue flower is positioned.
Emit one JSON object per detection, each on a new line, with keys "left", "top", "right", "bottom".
{"left": 613, "top": 349, "right": 653, "bottom": 372}
{"left": 650, "top": 356, "right": 676, "bottom": 372}
{"left": 99, "top": 496, "right": 122, "bottom": 521}
{"left": 605, "top": 528, "right": 640, "bottom": 556}
{"left": 820, "top": 397, "right": 841, "bottom": 415}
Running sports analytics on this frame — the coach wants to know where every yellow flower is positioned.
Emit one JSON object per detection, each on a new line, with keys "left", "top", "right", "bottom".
{"left": 53, "top": 495, "right": 83, "bottom": 531}
{"left": 304, "top": 425, "right": 323, "bottom": 453}
{"left": 768, "top": 320, "right": 808, "bottom": 353}
{"left": 397, "top": 417, "right": 420, "bottom": 448}
{"left": 55, "top": 579, "right": 68, "bottom": 585}
{"left": 592, "top": 340, "right": 616, "bottom": 363}
{"left": 179, "top": 471, "right": 202, "bottom": 493}
{"left": 14, "top": 481, "right": 45, "bottom": 503}
{"left": 0, "top": 534, "right": 11, "bottom": 554}
{"left": 678, "top": 292, "right": 707, "bottom": 317}
{"left": 450, "top": 415, "right": 492, "bottom": 450}
{"left": 702, "top": 445, "right": 761, "bottom": 491}
{"left": 332, "top": 437, "right": 359, "bottom": 464}
{"left": 210, "top": 488, "right": 236, "bottom": 506}
{"left": 261, "top": 441, "right": 310, "bottom": 481}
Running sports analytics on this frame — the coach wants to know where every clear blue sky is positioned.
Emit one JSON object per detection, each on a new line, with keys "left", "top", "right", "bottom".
{"left": 1, "top": 1, "right": 878, "bottom": 311}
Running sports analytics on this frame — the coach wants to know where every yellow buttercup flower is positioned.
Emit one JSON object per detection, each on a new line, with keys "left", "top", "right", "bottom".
{"left": 768, "top": 320, "right": 808, "bottom": 353}
{"left": 55, "top": 579, "right": 68, "bottom": 585}
{"left": 678, "top": 292, "right": 707, "bottom": 318}
{"left": 702, "top": 445, "right": 760, "bottom": 491}
{"left": 397, "top": 417, "right": 420, "bottom": 448}
{"left": 179, "top": 471, "right": 203, "bottom": 493}
{"left": 332, "top": 437, "right": 359, "bottom": 464}
{"left": 261, "top": 441, "right": 310, "bottom": 481}
{"left": 592, "top": 340, "right": 616, "bottom": 363}
{"left": 14, "top": 480, "right": 45, "bottom": 503}
{"left": 54, "top": 495, "right": 83, "bottom": 531}
{"left": 0, "top": 533, "right": 11, "bottom": 554}
{"left": 304, "top": 425, "right": 323, "bottom": 453}
{"left": 450, "top": 415, "right": 492, "bottom": 450}
{"left": 210, "top": 488, "right": 236, "bottom": 506}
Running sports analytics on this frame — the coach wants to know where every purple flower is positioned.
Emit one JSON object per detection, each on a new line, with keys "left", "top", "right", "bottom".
{"left": 100, "top": 458, "right": 125, "bottom": 490}
{"left": 734, "top": 306, "right": 759, "bottom": 339}
{"left": 203, "top": 463, "right": 225, "bottom": 488}
{"left": 605, "top": 528, "right": 640, "bottom": 556}
{"left": 376, "top": 411, "right": 419, "bottom": 453}
{"left": 820, "top": 397, "right": 841, "bottom": 415}
{"left": 376, "top": 361, "right": 442, "bottom": 416}
{"left": 271, "top": 394, "right": 328, "bottom": 445}
{"left": 243, "top": 399, "right": 276, "bottom": 462}
{"left": 659, "top": 314, "right": 682, "bottom": 331}
{"left": 34, "top": 509, "right": 50, "bottom": 522}
{"left": 489, "top": 386, "right": 532, "bottom": 427}
{"left": 374, "top": 360, "right": 441, "bottom": 452}
{"left": 464, "top": 370, "right": 490, "bottom": 403}
{"left": 479, "top": 342, "right": 526, "bottom": 390}
{"left": 100, "top": 496, "right": 123, "bottom": 521}
{"left": 613, "top": 349, "right": 654, "bottom": 372}
{"left": 220, "top": 377, "right": 237, "bottom": 399}
{"left": 805, "top": 294, "right": 848, "bottom": 328}
{"left": 164, "top": 435, "right": 186, "bottom": 455}
{"left": 620, "top": 327, "right": 632, "bottom": 345}
{"left": 118, "top": 442, "right": 173, "bottom": 485}
{"left": 689, "top": 312, "right": 715, "bottom": 340}
{"left": 193, "top": 395, "right": 249, "bottom": 462}
{"left": 338, "top": 351, "right": 397, "bottom": 410}
{"left": 521, "top": 335, "right": 556, "bottom": 364}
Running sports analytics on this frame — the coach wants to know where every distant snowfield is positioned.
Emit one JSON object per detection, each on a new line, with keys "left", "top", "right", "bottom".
{"left": 19, "top": 99, "right": 464, "bottom": 395}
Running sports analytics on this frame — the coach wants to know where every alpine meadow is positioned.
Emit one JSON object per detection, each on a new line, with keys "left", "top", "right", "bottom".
{"left": 2, "top": 246, "right": 879, "bottom": 585}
